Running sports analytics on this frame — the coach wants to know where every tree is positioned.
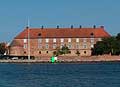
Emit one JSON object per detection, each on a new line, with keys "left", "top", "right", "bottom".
{"left": 116, "top": 33, "right": 120, "bottom": 40}
{"left": 61, "top": 44, "right": 70, "bottom": 55}
{"left": 92, "top": 41, "right": 105, "bottom": 55}
{"left": 0, "top": 43, "right": 7, "bottom": 55}
{"left": 53, "top": 45, "right": 70, "bottom": 56}
{"left": 92, "top": 33, "right": 120, "bottom": 55}
{"left": 76, "top": 50, "right": 80, "bottom": 56}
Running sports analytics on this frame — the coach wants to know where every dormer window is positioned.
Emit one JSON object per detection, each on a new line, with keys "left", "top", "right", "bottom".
{"left": 38, "top": 33, "right": 41, "bottom": 37}
{"left": 90, "top": 33, "right": 94, "bottom": 37}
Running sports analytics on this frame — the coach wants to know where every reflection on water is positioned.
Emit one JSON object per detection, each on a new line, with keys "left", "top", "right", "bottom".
{"left": 0, "top": 62, "right": 120, "bottom": 87}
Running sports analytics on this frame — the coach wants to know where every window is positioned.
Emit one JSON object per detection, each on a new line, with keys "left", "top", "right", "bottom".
{"left": 61, "top": 38, "right": 64, "bottom": 43}
{"left": 90, "top": 33, "right": 94, "bottom": 37}
{"left": 38, "top": 39, "right": 42, "bottom": 43}
{"left": 83, "top": 38, "right": 87, "bottom": 42}
{"left": 90, "top": 38, "right": 94, "bottom": 43}
{"left": 46, "top": 38, "right": 49, "bottom": 43}
{"left": 45, "top": 44, "right": 49, "bottom": 49}
{"left": 38, "top": 33, "right": 41, "bottom": 36}
{"left": 38, "top": 39, "right": 42, "bottom": 49}
{"left": 69, "top": 51, "right": 71, "bottom": 54}
{"left": 24, "top": 51, "right": 26, "bottom": 54}
{"left": 98, "top": 38, "right": 102, "bottom": 41}
{"left": 76, "top": 38, "right": 79, "bottom": 42}
{"left": 53, "top": 38, "right": 56, "bottom": 43}
{"left": 23, "top": 44, "right": 27, "bottom": 49}
{"left": 38, "top": 44, "right": 42, "bottom": 49}
{"left": 39, "top": 51, "right": 41, "bottom": 54}
{"left": 84, "top": 51, "right": 86, "bottom": 54}
{"left": 46, "top": 51, "right": 49, "bottom": 53}
{"left": 68, "top": 38, "right": 71, "bottom": 42}
{"left": 60, "top": 43, "right": 64, "bottom": 48}
{"left": 76, "top": 44, "right": 79, "bottom": 49}
{"left": 83, "top": 44, "right": 87, "bottom": 49}
{"left": 68, "top": 43, "right": 72, "bottom": 49}
{"left": 91, "top": 44, "right": 94, "bottom": 48}
{"left": 53, "top": 44, "right": 57, "bottom": 49}
{"left": 23, "top": 39, "right": 27, "bottom": 43}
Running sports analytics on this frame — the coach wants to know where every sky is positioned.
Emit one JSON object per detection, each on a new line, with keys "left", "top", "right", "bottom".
{"left": 0, "top": 0, "right": 120, "bottom": 42}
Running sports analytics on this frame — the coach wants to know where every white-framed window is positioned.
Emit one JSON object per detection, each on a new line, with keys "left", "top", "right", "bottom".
{"left": 23, "top": 39, "right": 27, "bottom": 43}
{"left": 60, "top": 38, "right": 64, "bottom": 43}
{"left": 98, "top": 38, "right": 102, "bottom": 41}
{"left": 53, "top": 38, "right": 56, "bottom": 43}
{"left": 83, "top": 44, "right": 87, "bottom": 49}
{"left": 68, "top": 38, "right": 71, "bottom": 42}
{"left": 76, "top": 38, "right": 79, "bottom": 42}
{"left": 76, "top": 44, "right": 79, "bottom": 49}
{"left": 45, "top": 38, "right": 49, "bottom": 43}
{"left": 83, "top": 38, "right": 87, "bottom": 42}
{"left": 68, "top": 43, "right": 72, "bottom": 49}
{"left": 38, "top": 44, "right": 42, "bottom": 49}
{"left": 53, "top": 44, "right": 57, "bottom": 49}
{"left": 60, "top": 43, "right": 64, "bottom": 48}
{"left": 45, "top": 44, "right": 49, "bottom": 49}
{"left": 23, "top": 44, "right": 27, "bottom": 49}
{"left": 90, "top": 38, "right": 94, "bottom": 43}
{"left": 38, "top": 39, "right": 42, "bottom": 49}
{"left": 38, "top": 38, "right": 42, "bottom": 43}
{"left": 91, "top": 44, "right": 94, "bottom": 48}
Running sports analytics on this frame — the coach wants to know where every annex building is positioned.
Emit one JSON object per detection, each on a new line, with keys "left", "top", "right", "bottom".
{"left": 9, "top": 25, "right": 110, "bottom": 58}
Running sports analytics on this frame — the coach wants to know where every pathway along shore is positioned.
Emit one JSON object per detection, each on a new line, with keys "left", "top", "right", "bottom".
{"left": 0, "top": 56, "right": 120, "bottom": 63}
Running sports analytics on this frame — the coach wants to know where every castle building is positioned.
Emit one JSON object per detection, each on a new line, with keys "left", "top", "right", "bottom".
{"left": 9, "top": 26, "right": 110, "bottom": 58}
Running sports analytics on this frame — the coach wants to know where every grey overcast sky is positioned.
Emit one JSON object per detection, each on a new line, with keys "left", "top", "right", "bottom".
{"left": 0, "top": 0, "right": 120, "bottom": 42}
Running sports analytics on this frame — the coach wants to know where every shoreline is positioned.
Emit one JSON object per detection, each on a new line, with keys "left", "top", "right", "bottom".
{"left": 0, "top": 60, "right": 120, "bottom": 63}
{"left": 0, "top": 55, "right": 120, "bottom": 63}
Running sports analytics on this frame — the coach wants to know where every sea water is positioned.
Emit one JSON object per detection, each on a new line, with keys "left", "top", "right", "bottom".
{"left": 0, "top": 62, "right": 120, "bottom": 87}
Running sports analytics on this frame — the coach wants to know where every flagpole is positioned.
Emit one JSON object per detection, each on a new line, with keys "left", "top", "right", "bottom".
{"left": 27, "top": 19, "right": 30, "bottom": 60}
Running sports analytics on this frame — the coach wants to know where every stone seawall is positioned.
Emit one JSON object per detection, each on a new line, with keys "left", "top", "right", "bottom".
{"left": 57, "top": 55, "right": 120, "bottom": 62}
{"left": 0, "top": 55, "right": 120, "bottom": 63}
{"left": 0, "top": 60, "right": 50, "bottom": 63}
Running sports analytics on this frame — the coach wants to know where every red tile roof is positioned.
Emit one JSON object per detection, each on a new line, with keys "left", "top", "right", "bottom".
{"left": 15, "top": 27, "right": 111, "bottom": 39}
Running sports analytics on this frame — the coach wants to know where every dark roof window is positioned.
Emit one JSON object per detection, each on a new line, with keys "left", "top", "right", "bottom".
{"left": 90, "top": 33, "right": 94, "bottom": 37}
{"left": 38, "top": 33, "right": 41, "bottom": 36}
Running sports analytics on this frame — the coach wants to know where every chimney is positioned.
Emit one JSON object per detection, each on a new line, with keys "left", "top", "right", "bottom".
{"left": 41, "top": 26, "right": 44, "bottom": 29}
{"left": 93, "top": 25, "right": 96, "bottom": 29}
{"left": 71, "top": 25, "right": 73, "bottom": 29}
{"left": 79, "top": 25, "right": 82, "bottom": 29}
{"left": 57, "top": 25, "right": 59, "bottom": 29}
{"left": 26, "top": 26, "right": 29, "bottom": 29}
{"left": 100, "top": 26, "right": 104, "bottom": 28}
